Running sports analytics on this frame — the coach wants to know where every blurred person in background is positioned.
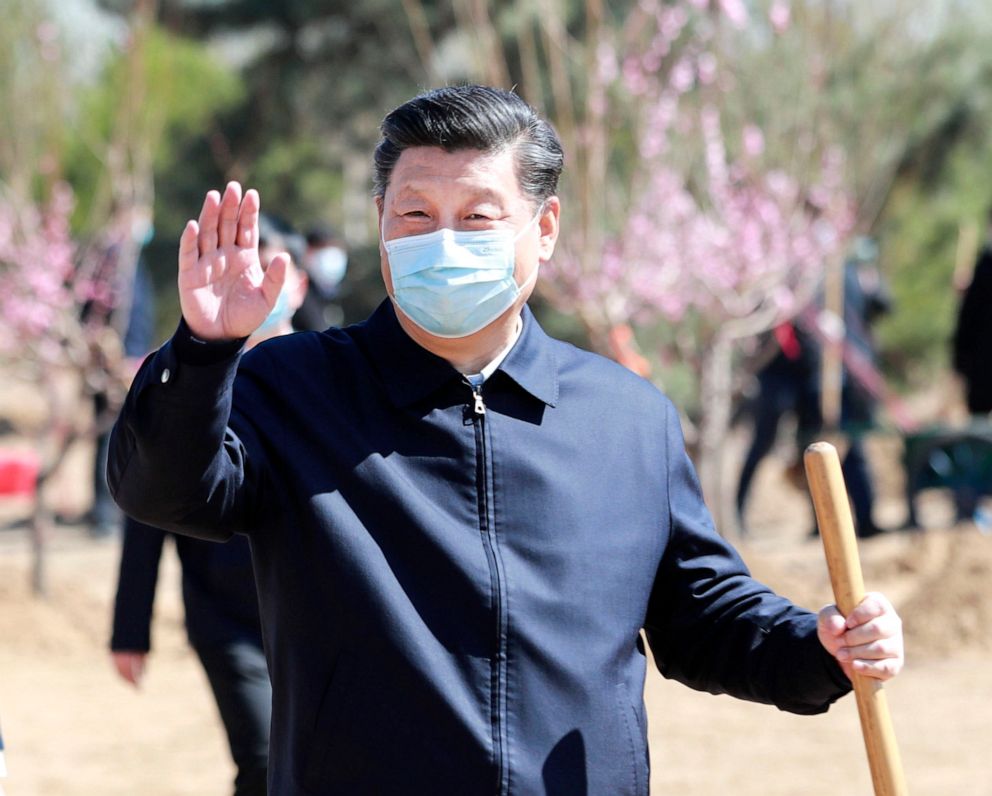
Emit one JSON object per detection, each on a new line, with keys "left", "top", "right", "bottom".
{"left": 953, "top": 205, "right": 992, "bottom": 416}
{"left": 735, "top": 319, "right": 821, "bottom": 535}
{"left": 834, "top": 236, "right": 892, "bottom": 538}
{"left": 109, "top": 235, "right": 308, "bottom": 796}
{"left": 737, "top": 236, "right": 891, "bottom": 540}
{"left": 84, "top": 209, "right": 157, "bottom": 539}
{"left": 293, "top": 223, "right": 348, "bottom": 331}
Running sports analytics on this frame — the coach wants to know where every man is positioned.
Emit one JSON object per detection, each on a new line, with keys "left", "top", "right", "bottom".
{"left": 109, "top": 223, "right": 307, "bottom": 796}
{"left": 110, "top": 85, "right": 903, "bottom": 795}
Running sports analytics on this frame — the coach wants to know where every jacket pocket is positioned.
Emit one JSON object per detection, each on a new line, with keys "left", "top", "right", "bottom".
{"left": 615, "top": 682, "right": 650, "bottom": 796}
{"left": 302, "top": 652, "right": 359, "bottom": 792}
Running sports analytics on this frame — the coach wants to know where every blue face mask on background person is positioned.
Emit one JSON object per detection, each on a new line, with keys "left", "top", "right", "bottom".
{"left": 256, "top": 282, "right": 293, "bottom": 336}
{"left": 307, "top": 246, "right": 348, "bottom": 295}
{"left": 383, "top": 207, "right": 543, "bottom": 338}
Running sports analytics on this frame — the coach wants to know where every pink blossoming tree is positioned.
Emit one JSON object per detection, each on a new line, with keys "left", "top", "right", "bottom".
{"left": 0, "top": 1, "right": 156, "bottom": 594}
{"left": 526, "top": 0, "right": 855, "bottom": 528}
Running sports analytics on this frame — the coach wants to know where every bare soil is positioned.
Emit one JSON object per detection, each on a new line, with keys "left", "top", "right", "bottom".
{"left": 1, "top": 431, "right": 990, "bottom": 795}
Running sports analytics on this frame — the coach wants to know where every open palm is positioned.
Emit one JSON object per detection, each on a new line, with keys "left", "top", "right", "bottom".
{"left": 178, "top": 181, "right": 287, "bottom": 341}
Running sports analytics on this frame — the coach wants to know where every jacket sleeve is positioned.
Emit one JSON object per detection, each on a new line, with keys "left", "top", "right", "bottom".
{"left": 110, "top": 519, "right": 168, "bottom": 652}
{"left": 107, "top": 319, "right": 264, "bottom": 542}
{"left": 644, "top": 400, "right": 851, "bottom": 715}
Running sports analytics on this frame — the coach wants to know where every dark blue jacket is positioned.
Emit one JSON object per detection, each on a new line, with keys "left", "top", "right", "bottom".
{"left": 109, "top": 300, "right": 849, "bottom": 795}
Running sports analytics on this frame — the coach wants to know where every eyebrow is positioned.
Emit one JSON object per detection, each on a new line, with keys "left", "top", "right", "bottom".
{"left": 393, "top": 184, "right": 507, "bottom": 206}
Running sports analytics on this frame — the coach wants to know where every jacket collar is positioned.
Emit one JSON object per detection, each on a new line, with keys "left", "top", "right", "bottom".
{"left": 360, "top": 299, "right": 558, "bottom": 409}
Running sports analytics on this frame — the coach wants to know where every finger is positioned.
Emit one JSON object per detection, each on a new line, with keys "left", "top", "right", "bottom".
{"left": 197, "top": 189, "right": 222, "bottom": 256}
{"left": 178, "top": 220, "right": 199, "bottom": 273}
{"left": 236, "top": 188, "right": 260, "bottom": 249}
{"left": 845, "top": 591, "right": 892, "bottom": 630}
{"left": 217, "top": 181, "right": 243, "bottom": 249}
{"left": 112, "top": 653, "right": 140, "bottom": 686}
{"left": 262, "top": 252, "right": 289, "bottom": 306}
{"left": 818, "top": 605, "right": 847, "bottom": 638}
{"left": 131, "top": 655, "right": 146, "bottom": 687}
{"left": 849, "top": 655, "right": 903, "bottom": 681}
{"left": 112, "top": 655, "right": 131, "bottom": 683}
{"left": 842, "top": 612, "right": 901, "bottom": 648}
{"left": 838, "top": 637, "right": 899, "bottom": 663}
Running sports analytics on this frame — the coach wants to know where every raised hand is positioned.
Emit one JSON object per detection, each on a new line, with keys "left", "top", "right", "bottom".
{"left": 178, "top": 181, "right": 288, "bottom": 341}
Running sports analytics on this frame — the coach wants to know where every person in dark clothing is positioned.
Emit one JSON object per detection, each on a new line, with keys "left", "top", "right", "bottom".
{"left": 89, "top": 252, "right": 157, "bottom": 538}
{"left": 737, "top": 238, "right": 891, "bottom": 539}
{"left": 835, "top": 237, "right": 892, "bottom": 537}
{"left": 108, "top": 85, "right": 903, "bottom": 794}
{"left": 111, "top": 522, "right": 269, "bottom": 796}
{"left": 953, "top": 209, "right": 992, "bottom": 415}
{"left": 735, "top": 322, "right": 821, "bottom": 534}
{"left": 109, "top": 244, "right": 308, "bottom": 796}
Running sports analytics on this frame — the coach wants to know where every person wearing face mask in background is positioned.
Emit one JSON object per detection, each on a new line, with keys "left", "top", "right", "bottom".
{"left": 108, "top": 85, "right": 904, "bottom": 795}
{"left": 292, "top": 223, "right": 348, "bottom": 331}
{"left": 108, "top": 226, "right": 307, "bottom": 796}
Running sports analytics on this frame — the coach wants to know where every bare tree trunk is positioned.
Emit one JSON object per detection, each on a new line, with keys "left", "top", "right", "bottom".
{"left": 697, "top": 334, "right": 734, "bottom": 536}
{"left": 30, "top": 485, "right": 53, "bottom": 598}
{"left": 821, "top": 255, "right": 845, "bottom": 430}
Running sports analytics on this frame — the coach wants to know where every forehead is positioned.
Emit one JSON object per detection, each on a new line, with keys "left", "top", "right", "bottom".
{"left": 385, "top": 145, "right": 523, "bottom": 203}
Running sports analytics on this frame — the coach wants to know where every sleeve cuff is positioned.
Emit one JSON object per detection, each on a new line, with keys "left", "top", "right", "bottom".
{"left": 172, "top": 317, "right": 248, "bottom": 366}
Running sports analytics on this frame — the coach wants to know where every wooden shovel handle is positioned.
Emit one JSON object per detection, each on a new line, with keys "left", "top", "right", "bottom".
{"left": 804, "top": 442, "right": 908, "bottom": 796}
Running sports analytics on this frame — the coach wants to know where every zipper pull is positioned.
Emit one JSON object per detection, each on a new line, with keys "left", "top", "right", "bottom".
{"left": 464, "top": 378, "right": 486, "bottom": 415}
{"left": 472, "top": 386, "right": 486, "bottom": 416}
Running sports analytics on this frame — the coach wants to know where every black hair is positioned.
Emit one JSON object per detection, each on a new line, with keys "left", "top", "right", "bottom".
{"left": 305, "top": 223, "right": 338, "bottom": 248}
{"left": 373, "top": 85, "right": 564, "bottom": 204}
{"left": 258, "top": 213, "right": 305, "bottom": 265}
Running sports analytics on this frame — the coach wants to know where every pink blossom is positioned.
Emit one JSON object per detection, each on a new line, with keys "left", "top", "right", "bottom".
{"left": 597, "top": 41, "right": 619, "bottom": 84}
{"left": 717, "top": 0, "right": 748, "bottom": 28}
{"left": 697, "top": 52, "right": 718, "bottom": 85}
{"left": 769, "top": 1, "right": 791, "bottom": 34}
{"left": 659, "top": 5, "right": 689, "bottom": 42}
{"left": 622, "top": 57, "right": 649, "bottom": 95}
{"left": 669, "top": 57, "right": 696, "bottom": 94}
{"left": 741, "top": 124, "right": 765, "bottom": 158}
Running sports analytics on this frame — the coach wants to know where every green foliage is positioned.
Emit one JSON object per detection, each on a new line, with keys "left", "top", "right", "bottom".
{"left": 64, "top": 25, "right": 244, "bottom": 231}
{"left": 870, "top": 8, "right": 992, "bottom": 389}
{"left": 245, "top": 136, "right": 344, "bottom": 229}
{"left": 876, "top": 135, "right": 992, "bottom": 386}
{"left": 0, "top": 0, "right": 67, "bottom": 195}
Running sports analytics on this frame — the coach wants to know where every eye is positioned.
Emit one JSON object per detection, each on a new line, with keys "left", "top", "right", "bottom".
{"left": 402, "top": 210, "right": 429, "bottom": 218}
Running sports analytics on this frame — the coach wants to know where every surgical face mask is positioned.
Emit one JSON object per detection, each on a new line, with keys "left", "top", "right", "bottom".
{"left": 256, "top": 283, "right": 293, "bottom": 336}
{"left": 382, "top": 208, "right": 543, "bottom": 338}
{"left": 307, "top": 246, "right": 348, "bottom": 295}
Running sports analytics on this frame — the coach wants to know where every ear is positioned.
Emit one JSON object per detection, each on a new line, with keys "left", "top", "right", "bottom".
{"left": 537, "top": 196, "right": 561, "bottom": 262}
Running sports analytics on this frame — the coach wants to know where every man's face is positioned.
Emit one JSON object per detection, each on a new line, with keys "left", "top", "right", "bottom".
{"left": 376, "top": 145, "right": 559, "bottom": 337}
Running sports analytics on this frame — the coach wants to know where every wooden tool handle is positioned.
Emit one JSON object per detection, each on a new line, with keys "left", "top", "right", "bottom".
{"left": 804, "top": 442, "right": 908, "bottom": 796}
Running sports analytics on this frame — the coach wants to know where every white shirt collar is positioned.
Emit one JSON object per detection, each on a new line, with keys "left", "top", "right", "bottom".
{"left": 465, "top": 316, "right": 523, "bottom": 385}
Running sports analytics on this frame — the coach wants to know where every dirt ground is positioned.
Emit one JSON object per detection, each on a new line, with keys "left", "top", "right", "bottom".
{"left": 1, "top": 430, "right": 990, "bottom": 795}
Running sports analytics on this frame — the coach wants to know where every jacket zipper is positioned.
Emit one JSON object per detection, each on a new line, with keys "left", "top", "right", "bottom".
{"left": 467, "top": 380, "right": 508, "bottom": 794}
